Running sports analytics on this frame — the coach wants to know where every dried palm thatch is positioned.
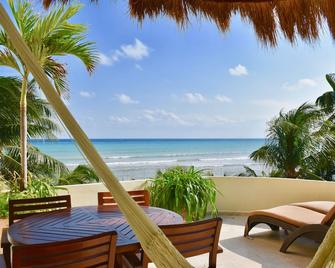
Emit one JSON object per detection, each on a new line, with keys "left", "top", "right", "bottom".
{"left": 128, "top": 0, "right": 335, "bottom": 46}
{"left": 40, "top": 0, "right": 335, "bottom": 46}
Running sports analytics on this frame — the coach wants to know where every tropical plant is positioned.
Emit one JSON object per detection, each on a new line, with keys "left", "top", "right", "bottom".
{"left": 58, "top": 165, "right": 100, "bottom": 185}
{"left": 0, "top": 76, "right": 68, "bottom": 181}
{"left": 250, "top": 103, "right": 335, "bottom": 179}
{"left": 146, "top": 166, "right": 219, "bottom": 222}
{"left": 0, "top": 0, "right": 98, "bottom": 189}
{"left": 0, "top": 175, "right": 66, "bottom": 217}
{"left": 316, "top": 74, "right": 335, "bottom": 116}
{"left": 238, "top": 165, "right": 258, "bottom": 177}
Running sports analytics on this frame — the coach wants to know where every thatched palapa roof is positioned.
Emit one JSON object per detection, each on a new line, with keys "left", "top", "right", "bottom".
{"left": 128, "top": 0, "right": 335, "bottom": 46}
{"left": 41, "top": 0, "right": 335, "bottom": 46}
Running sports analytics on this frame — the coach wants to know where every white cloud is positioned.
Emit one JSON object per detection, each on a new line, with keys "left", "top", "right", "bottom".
{"left": 109, "top": 116, "right": 131, "bottom": 124}
{"left": 184, "top": 93, "right": 207, "bottom": 104}
{"left": 79, "top": 91, "right": 95, "bottom": 98}
{"left": 98, "top": 51, "right": 123, "bottom": 66}
{"left": 98, "top": 39, "right": 149, "bottom": 67}
{"left": 215, "top": 95, "right": 232, "bottom": 103}
{"left": 121, "top": 39, "right": 149, "bottom": 60}
{"left": 115, "top": 94, "right": 139, "bottom": 104}
{"left": 98, "top": 52, "right": 113, "bottom": 66}
{"left": 229, "top": 64, "right": 248, "bottom": 76}
{"left": 141, "top": 109, "right": 237, "bottom": 127}
{"left": 135, "top": 64, "right": 143, "bottom": 71}
{"left": 192, "top": 115, "right": 236, "bottom": 125}
{"left": 143, "top": 109, "right": 192, "bottom": 126}
{"left": 282, "top": 78, "right": 318, "bottom": 91}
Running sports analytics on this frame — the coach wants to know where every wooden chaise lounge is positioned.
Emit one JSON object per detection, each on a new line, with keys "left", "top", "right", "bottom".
{"left": 244, "top": 202, "right": 335, "bottom": 253}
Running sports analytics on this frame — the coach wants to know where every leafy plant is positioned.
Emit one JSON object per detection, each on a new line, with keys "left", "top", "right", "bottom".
{"left": 58, "top": 165, "right": 100, "bottom": 185}
{"left": 0, "top": 176, "right": 66, "bottom": 217}
{"left": 146, "top": 166, "right": 219, "bottom": 222}
{"left": 316, "top": 74, "right": 335, "bottom": 115}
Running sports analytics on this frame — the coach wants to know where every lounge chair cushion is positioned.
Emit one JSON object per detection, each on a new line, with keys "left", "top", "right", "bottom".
{"left": 292, "top": 201, "right": 335, "bottom": 214}
{"left": 321, "top": 205, "right": 335, "bottom": 225}
{"left": 249, "top": 205, "right": 325, "bottom": 227}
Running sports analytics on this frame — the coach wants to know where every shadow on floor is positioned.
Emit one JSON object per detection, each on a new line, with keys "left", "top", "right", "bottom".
{"left": 219, "top": 228, "right": 318, "bottom": 268}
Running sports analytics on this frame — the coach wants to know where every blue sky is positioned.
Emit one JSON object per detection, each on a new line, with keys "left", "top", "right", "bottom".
{"left": 2, "top": 0, "right": 335, "bottom": 138}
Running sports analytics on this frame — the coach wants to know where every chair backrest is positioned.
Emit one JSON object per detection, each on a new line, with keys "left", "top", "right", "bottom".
{"left": 98, "top": 190, "right": 150, "bottom": 207}
{"left": 9, "top": 195, "right": 71, "bottom": 225}
{"left": 322, "top": 205, "right": 335, "bottom": 225}
{"left": 12, "top": 231, "right": 117, "bottom": 268}
{"left": 142, "top": 217, "right": 222, "bottom": 268}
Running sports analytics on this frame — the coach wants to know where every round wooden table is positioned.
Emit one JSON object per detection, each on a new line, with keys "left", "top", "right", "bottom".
{"left": 8, "top": 206, "right": 183, "bottom": 253}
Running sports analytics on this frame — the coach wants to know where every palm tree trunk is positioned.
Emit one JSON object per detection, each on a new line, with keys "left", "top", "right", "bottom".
{"left": 19, "top": 75, "right": 28, "bottom": 190}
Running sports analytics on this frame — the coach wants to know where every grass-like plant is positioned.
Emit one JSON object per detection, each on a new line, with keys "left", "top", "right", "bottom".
{"left": 146, "top": 166, "right": 219, "bottom": 222}
{"left": 0, "top": 175, "right": 66, "bottom": 217}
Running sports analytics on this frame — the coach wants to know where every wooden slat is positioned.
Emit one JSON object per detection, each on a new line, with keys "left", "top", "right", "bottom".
{"left": 98, "top": 190, "right": 150, "bottom": 207}
{"left": 12, "top": 231, "right": 117, "bottom": 268}
{"left": 10, "top": 195, "right": 70, "bottom": 205}
{"left": 9, "top": 195, "right": 71, "bottom": 225}
{"left": 137, "top": 218, "right": 223, "bottom": 268}
{"left": 12, "top": 202, "right": 70, "bottom": 212}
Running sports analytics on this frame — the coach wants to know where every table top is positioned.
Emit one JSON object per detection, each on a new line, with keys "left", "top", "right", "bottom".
{"left": 8, "top": 206, "right": 183, "bottom": 253}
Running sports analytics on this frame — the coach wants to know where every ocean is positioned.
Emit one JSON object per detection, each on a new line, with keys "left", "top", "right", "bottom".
{"left": 31, "top": 139, "right": 265, "bottom": 180}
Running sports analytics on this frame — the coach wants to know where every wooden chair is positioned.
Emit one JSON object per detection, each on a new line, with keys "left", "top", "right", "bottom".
{"left": 98, "top": 190, "right": 150, "bottom": 207}
{"left": 12, "top": 231, "right": 117, "bottom": 268}
{"left": 122, "top": 217, "right": 223, "bottom": 268}
{"left": 1, "top": 195, "right": 71, "bottom": 267}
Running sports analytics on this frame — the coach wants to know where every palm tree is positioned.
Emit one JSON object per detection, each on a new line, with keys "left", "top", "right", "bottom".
{"left": 0, "top": 0, "right": 97, "bottom": 189}
{"left": 0, "top": 76, "right": 68, "bottom": 181}
{"left": 316, "top": 74, "right": 335, "bottom": 115}
{"left": 58, "top": 165, "right": 100, "bottom": 185}
{"left": 250, "top": 103, "right": 335, "bottom": 179}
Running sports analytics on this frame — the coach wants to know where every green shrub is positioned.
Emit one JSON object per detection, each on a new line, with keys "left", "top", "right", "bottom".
{"left": 0, "top": 177, "right": 66, "bottom": 218}
{"left": 146, "top": 166, "right": 219, "bottom": 222}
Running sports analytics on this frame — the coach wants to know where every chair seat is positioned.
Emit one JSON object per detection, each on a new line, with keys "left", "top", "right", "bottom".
{"left": 249, "top": 205, "right": 325, "bottom": 227}
{"left": 292, "top": 201, "right": 335, "bottom": 214}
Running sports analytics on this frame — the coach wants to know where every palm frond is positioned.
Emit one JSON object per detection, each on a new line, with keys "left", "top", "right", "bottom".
{"left": 35, "top": 3, "right": 98, "bottom": 73}
{"left": 0, "top": 49, "right": 22, "bottom": 74}
{"left": 58, "top": 165, "right": 99, "bottom": 185}
{"left": 42, "top": 57, "right": 69, "bottom": 96}
{"left": 0, "top": 76, "right": 59, "bottom": 146}
{"left": 1, "top": 145, "right": 68, "bottom": 179}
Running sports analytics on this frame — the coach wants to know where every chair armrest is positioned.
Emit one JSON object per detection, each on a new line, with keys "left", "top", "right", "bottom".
{"left": 0, "top": 228, "right": 9, "bottom": 248}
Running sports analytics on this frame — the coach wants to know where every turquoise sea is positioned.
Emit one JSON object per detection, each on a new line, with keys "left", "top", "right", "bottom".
{"left": 31, "top": 139, "right": 265, "bottom": 180}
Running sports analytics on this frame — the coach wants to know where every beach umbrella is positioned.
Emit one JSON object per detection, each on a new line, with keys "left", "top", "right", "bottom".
{"left": 1, "top": 0, "right": 335, "bottom": 267}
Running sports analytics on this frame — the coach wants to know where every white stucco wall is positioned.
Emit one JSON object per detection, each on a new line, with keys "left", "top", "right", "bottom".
{"left": 59, "top": 177, "right": 335, "bottom": 213}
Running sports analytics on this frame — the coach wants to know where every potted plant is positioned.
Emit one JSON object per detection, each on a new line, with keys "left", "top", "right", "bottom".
{"left": 146, "top": 166, "right": 219, "bottom": 222}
